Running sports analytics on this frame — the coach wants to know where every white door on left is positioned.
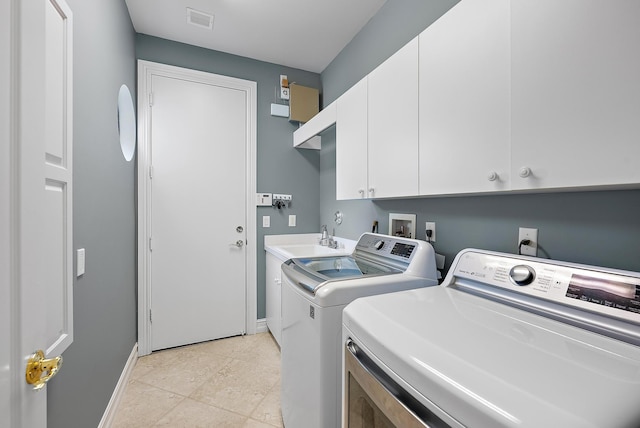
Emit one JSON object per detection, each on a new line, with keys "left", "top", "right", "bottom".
{"left": 1, "top": 0, "right": 73, "bottom": 426}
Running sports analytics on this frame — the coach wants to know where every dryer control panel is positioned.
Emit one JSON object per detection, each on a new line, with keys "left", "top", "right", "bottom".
{"left": 450, "top": 250, "right": 640, "bottom": 325}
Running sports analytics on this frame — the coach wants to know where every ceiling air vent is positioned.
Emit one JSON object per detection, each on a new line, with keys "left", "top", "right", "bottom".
{"left": 186, "top": 8, "right": 214, "bottom": 30}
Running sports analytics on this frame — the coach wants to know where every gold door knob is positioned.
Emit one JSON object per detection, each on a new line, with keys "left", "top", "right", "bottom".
{"left": 25, "top": 350, "right": 63, "bottom": 390}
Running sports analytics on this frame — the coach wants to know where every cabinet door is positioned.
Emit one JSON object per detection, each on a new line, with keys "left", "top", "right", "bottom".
{"left": 367, "top": 37, "right": 419, "bottom": 198}
{"left": 419, "top": 0, "right": 510, "bottom": 195}
{"left": 265, "top": 253, "right": 282, "bottom": 346}
{"left": 336, "top": 77, "right": 369, "bottom": 200}
{"left": 512, "top": 0, "right": 640, "bottom": 190}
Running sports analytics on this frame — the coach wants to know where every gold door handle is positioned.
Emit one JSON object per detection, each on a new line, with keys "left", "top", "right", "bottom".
{"left": 25, "top": 350, "right": 63, "bottom": 390}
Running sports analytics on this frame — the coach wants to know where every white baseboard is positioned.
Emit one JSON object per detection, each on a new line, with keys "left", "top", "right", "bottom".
{"left": 98, "top": 342, "right": 138, "bottom": 428}
{"left": 256, "top": 318, "right": 268, "bottom": 333}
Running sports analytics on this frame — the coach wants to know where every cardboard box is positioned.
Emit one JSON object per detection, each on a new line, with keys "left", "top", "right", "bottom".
{"left": 289, "top": 84, "right": 319, "bottom": 123}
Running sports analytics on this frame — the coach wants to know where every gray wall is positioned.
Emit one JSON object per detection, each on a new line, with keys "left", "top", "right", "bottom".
{"left": 47, "top": 0, "right": 138, "bottom": 427}
{"left": 319, "top": 0, "right": 640, "bottom": 274}
{"left": 136, "top": 35, "right": 322, "bottom": 318}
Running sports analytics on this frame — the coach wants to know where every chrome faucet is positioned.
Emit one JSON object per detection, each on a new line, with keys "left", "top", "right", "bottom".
{"left": 320, "top": 225, "right": 329, "bottom": 246}
{"left": 320, "top": 225, "right": 338, "bottom": 248}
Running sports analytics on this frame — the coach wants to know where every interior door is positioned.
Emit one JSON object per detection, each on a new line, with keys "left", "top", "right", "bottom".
{"left": 149, "top": 73, "right": 248, "bottom": 351}
{"left": 2, "top": 0, "right": 73, "bottom": 426}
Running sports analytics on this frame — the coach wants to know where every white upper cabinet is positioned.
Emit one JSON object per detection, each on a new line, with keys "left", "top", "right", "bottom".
{"left": 419, "top": 0, "right": 510, "bottom": 195}
{"left": 331, "top": 0, "right": 640, "bottom": 200}
{"left": 336, "top": 77, "right": 369, "bottom": 200}
{"left": 367, "top": 37, "right": 420, "bottom": 198}
{"left": 511, "top": 0, "right": 640, "bottom": 190}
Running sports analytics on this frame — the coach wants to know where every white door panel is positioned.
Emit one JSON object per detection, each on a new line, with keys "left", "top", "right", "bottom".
{"left": 367, "top": 37, "right": 419, "bottom": 198}
{"left": 336, "top": 77, "right": 368, "bottom": 200}
{"left": 150, "top": 74, "right": 247, "bottom": 351}
{"left": 3, "top": 0, "right": 73, "bottom": 426}
{"left": 44, "top": 0, "right": 74, "bottom": 358}
{"left": 419, "top": 0, "right": 510, "bottom": 195}
{"left": 511, "top": 0, "right": 640, "bottom": 190}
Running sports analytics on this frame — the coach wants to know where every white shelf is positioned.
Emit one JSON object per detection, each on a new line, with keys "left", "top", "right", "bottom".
{"left": 293, "top": 101, "right": 337, "bottom": 149}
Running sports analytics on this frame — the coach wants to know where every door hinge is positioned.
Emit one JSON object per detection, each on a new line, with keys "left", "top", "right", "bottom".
{"left": 149, "top": 92, "right": 153, "bottom": 107}
{"left": 149, "top": 237, "right": 153, "bottom": 251}
{"left": 149, "top": 165, "right": 153, "bottom": 179}
{"left": 149, "top": 309, "right": 152, "bottom": 323}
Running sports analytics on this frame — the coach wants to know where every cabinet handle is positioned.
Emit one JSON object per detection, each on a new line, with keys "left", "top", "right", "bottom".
{"left": 358, "top": 189, "right": 364, "bottom": 197}
{"left": 368, "top": 188, "right": 375, "bottom": 197}
{"left": 519, "top": 167, "right": 532, "bottom": 178}
{"left": 487, "top": 171, "right": 498, "bottom": 182}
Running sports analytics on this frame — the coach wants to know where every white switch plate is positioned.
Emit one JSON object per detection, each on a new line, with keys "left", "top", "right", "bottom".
{"left": 77, "top": 248, "right": 85, "bottom": 277}
{"left": 425, "top": 221, "right": 436, "bottom": 243}
{"left": 288, "top": 215, "right": 296, "bottom": 227}
{"left": 518, "top": 227, "right": 538, "bottom": 256}
{"left": 262, "top": 216, "right": 270, "bottom": 228}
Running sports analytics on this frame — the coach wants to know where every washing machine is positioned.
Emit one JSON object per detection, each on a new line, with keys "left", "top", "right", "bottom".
{"left": 342, "top": 248, "right": 640, "bottom": 428}
{"left": 280, "top": 233, "right": 438, "bottom": 428}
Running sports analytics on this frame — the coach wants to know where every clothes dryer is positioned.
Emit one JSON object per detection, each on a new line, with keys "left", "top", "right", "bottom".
{"left": 343, "top": 249, "right": 640, "bottom": 427}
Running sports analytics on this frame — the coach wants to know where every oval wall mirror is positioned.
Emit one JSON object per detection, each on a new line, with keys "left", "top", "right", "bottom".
{"left": 117, "top": 84, "right": 136, "bottom": 161}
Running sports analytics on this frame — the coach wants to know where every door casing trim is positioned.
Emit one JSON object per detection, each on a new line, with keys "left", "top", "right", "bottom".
{"left": 136, "top": 60, "right": 258, "bottom": 356}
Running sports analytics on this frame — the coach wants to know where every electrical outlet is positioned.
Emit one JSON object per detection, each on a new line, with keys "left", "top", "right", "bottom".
{"left": 425, "top": 221, "right": 436, "bottom": 243}
{"left": 518, "top": 227, "right": 538, "bottom": 256}
{"left": 262, "top": 216, "right": 270, "bottom": 228}
{"left": 288, "top": 215, "right": 296, "bottom": 227}
{"left": 280, "top": 87, "right": 290, "bottom": 100}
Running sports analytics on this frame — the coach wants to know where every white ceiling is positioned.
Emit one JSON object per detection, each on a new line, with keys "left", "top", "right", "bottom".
{"left": 125, "top": 0, "right": 387, "bottom": 73}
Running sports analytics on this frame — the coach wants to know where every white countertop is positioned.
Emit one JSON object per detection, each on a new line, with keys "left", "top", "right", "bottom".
{"left": 264, "top": 233, "right": 356, "bottom": 261}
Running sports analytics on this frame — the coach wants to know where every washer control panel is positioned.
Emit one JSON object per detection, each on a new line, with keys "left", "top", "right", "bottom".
{"left": 451, "top": 250, "right": 640, "bottom": 324}
{"left": 355, "top": 233, "right": 418, "bottom": 263}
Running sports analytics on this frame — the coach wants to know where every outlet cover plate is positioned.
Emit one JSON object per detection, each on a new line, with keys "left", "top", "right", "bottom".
{"left": 425, "top": 221, "right": 436, "bottom": 243}
{"left": 77, "top": 248, "right": 85, "bottom": 277}
{"left": 518, "top": 227, "right": 538, "bottom": 256}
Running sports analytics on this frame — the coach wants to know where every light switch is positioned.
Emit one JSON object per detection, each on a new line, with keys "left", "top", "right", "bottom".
{"left": 77, "top": 248, "right": 85, "bottom": 277}
{"left": 288, "top": 215, "right": 296, "bottom": 227}
{"left": 263, "top": 216, "right": 270, "bottom": 228}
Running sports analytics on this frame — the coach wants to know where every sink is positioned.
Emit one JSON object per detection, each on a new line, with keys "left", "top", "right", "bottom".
{"left": 275, "top": 244, "right": 349, "bottom": 259}
{"left": 264, "top": 233, "right": 356, "bottom": 261}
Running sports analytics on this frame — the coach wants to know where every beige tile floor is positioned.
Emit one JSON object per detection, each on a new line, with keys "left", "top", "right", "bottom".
{"left": 113, "top": 332, "right": 283, "bottom": 428}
